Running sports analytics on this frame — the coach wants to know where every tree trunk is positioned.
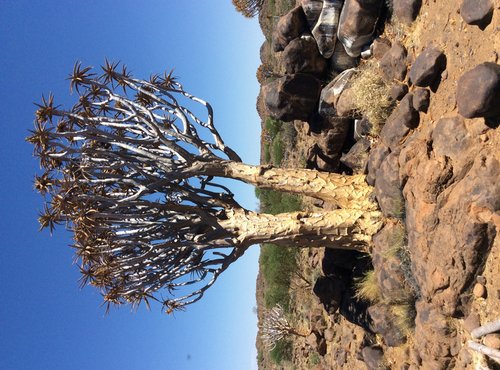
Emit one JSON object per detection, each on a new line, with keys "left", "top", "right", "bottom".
{"left": 198, "top": 160, "right": 377, "bottom": 211}
{"left": 220, "top": 208, "right": 383, "bottom": 250}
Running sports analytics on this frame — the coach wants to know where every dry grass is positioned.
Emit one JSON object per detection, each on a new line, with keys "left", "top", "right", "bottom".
{"left": 385, "top": 17, "right": 422, "bottom": 51}
{"left": 355, "top": 270, "right": 382, "bottom": 303}
{"left": 349, "top": 59, "right": 394, "bottom": 132}
{"left": 391, "top": 301, "right": 416, "bottom": 335}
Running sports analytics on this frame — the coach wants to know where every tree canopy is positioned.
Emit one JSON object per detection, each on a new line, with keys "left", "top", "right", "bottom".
{"left": 28, "top": 61, "right": 381, "bottom": 313}
{"left": 232, "top": 0, "right": 264, "bottom": 18}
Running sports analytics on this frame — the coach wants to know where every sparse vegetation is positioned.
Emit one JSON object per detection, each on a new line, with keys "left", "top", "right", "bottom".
{"left": 269, "top": 339, "right": 293, "bottom": 364}
{"left": 309, "top": 351, "right": 321, "bottom": 366}
{"left": 355, "top": 269, "right": 382, "bottom": 303}
{"left": 350, "top": 59, "right": 395, "bottom": 132}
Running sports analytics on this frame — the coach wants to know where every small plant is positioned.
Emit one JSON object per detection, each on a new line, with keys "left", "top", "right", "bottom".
{"left": 260, "top": 304, "right": 307, "bottom": 351}
{"left": 391, "top": 302, "right": 417, "bottom": 334}
{"left": 355, "top": 269, "right": 382, "bottom": 303}
{"left": 309, "top": 351, "right": 321, "bottom": 366}
{"left": 350, "top": 59, "right": 395, "bottom": 132}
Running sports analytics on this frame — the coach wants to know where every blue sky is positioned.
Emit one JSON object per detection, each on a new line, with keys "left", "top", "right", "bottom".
{"left": 0, "top": 1, "right": 264, "bottom": 369}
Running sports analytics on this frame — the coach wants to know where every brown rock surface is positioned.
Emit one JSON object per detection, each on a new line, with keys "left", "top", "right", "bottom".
{"left": 273, "top": 6, "right": 307, "bottom": 52}
{"left": 282, "top": 37, "right": 327, "bottom": 76}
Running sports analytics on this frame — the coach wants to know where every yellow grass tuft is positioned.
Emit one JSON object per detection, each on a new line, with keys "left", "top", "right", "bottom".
{"left": 355, "top": 270, "right": 382, "bottom": 303}
{"left": 350, "top": 60, "right": 394, "bottom": 132}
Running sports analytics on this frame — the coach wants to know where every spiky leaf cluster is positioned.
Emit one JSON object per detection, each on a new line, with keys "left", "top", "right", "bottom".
{"left": 260, "top": 304, "right": 297, "bottom": 351}
{"left": 232, "top": 0, "right": 264, "bottom": 18}
{"left": 28, "top": 61, "right": 246, "bottom": 312}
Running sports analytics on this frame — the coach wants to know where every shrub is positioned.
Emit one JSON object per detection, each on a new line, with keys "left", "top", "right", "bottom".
{"left": 350, "top": 59, "right": 395, "bottom": 132}
{"left": 354, "top": 269, "right": 381, "bottom": 303}
{"left": 269, "top": 339, "right": 293, "bottom": 364}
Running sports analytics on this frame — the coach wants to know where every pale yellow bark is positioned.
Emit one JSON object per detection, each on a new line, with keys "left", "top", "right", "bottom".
{"left": 219, "top": 162, "right": 377, "bottom": 211}
{"left": 220, "top": 208, "right": 383, "bottom": 250}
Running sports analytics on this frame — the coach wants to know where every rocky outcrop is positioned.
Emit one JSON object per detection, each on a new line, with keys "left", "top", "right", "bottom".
{"left": 282, "top": 37, "right": 328, "bottom": 76}
{"left": 263, "top": 73, "right": 322, "bottom": 121}
{"left": 273, "top": 6, "right": 307, "bottom": 52}
{"left": 368, "top": 303, "right": 407, "bottom": 346}
{"left": 375, "top": 152, "right": 404, "bottom": 218}
{"left": 456, "top": 62, "right": 500, "bottom": 120}
{"left": 312, "top": 0, "right": 343, "bottom": 58}
{"left": 361, "top": 345, "right": 387, "bottom": 370}
{"left": 340, "top": 138, "right": 371, "bottom": 173}
{"left": 337, "top": 0, "right": 384, "bottom": 57}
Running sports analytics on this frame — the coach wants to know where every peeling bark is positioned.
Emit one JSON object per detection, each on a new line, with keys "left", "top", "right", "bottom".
{"left": 220, "top": 207, "right": 383, "bottom": 250}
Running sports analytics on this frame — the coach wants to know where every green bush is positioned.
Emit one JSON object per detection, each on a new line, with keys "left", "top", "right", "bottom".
{"left": 265, "top": 117, "right": 282, "bottom": 139}
{"left": 263, "top": 143, "right": 271, "bottom": 164}
{"left": 271, "top": 132, "right": 284, "bottom": 166}
{"left": 269, "top": 339, "right": 293, "bottom": 364}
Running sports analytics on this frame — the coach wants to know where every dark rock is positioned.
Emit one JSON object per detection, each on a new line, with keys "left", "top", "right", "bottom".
{"left": 372, "top": 37, "right": 392, "bottom": 60}
{"left": 318, "top": 68, "right": 358, "bottom": 118}
{"left": 392, "top": 0, "right": 422, "bottom": 24}
{"left": 408, "top": 47, "right": 446, "bottom": 88}
{"left": 300, "top": 0, "right": 323, "bottom": 31}
{"left": 367, "top": 142, "right": 390, "bottom": 186}
{"left": 390, "top": 83, "right": 409, "bottom": 101}
{"left": 412, "top": 87, "right": 430, "bottom": 112}
{"left": 368, "top": 304, "right": 407, "bottom": 346}
{"left": 380, "top": 41, "right": 408, "bottom": 81}
{"left": 307, "top": 115, "right": 351, "bottom": 170}
{"left": 329, "top": 41, "right": 360, "bottom": 73}
{"left": 372, "top": 222, "right": 407, "bottom": 301}
{"left": 460, "top": 0, "right": 493, "bottom": 27}
{"left": 306, "top": 331, "right": 327, "bottom": 356}
{"left": 361, "top": 346, "right": 386, "bottom": 370}
{"left": 313, "top": 276, "right": 344, "bottom": 314}
{"left": 312, "top": 0, "right": 343, "bottom": 58}
{"left": 273, "top": 6, "right": 307, "bottom": 52}
{"left": 354, "top": 117, "right": 373, "bottom": 140}
{"left": 398, "top": 93, "right": 420, "bottom": 129}
{"left": 322, "top": 248, "right": 368, "bottom": 277}
{"left": 282, "top": 37, "right": 327, "bottom": 76}
{"left": 456, "top": 62, "right": 500, "bottom": 119}
{"left": 338, "top": 0, "right": 384, "bottom": 57}
{"left": 340, "top": 138, "right": 371, "bottom": 173}
{"left": 264, "top": 74, "right": 321, "bottom": 122}
{"left": 380, "top": 108, "right": 410, "bottom": 150}
{"left": 431, "top": 116, "right": 472, "bottom": 162}
{"left": 414, "top": 302, "right": 456, "bottom": 369}
{"left": 375, "top": 152, "right": 405, "bottom": 218}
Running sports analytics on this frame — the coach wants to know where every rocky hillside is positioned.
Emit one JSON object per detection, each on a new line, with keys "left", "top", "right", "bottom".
{"left": 255, "top": 0, "right": 499, "bottom": 369}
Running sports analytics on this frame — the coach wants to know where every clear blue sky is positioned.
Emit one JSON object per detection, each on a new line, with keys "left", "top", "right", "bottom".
{"left": 0, "top": 1, "right": 264, "bottom": 369}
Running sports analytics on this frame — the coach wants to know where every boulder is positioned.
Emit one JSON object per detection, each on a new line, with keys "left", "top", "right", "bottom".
{"left": 354, "top": 117, "right": 373, "bottom": 140}
{"left": 361, "top": 345, "right": 387, "bottom": 370}
{"left": 392, "top": 0, "right": 422, "bottom": 24}
{"left": 282, "top": 37, "right": 327, "bottom": 76}
{"left": 264, "top": 74, "right": 322, "bottom": 122}
{"left": 456, "top": 62, "right": 500, "bottom": 119}
{"left": 338, "top": 0, "right": 384, "bottom": 57}
{"left": 372, "top": 223, "right": 408, "bottom": 302}
{"left": 366, "top": 142, "right": 390, "bottom": 185}
{"left": 300, "top": 0, "right": 324, "bottom": 31}
{"left": 460, "top": 0, "right": 494, "bottom": 28}
{"left": 375, "top": 152, "right": 405, "bottom": 218}
{"left": 408, "top": 46, "right": 446, "bottom": 87}
{"left": 379, "top": 41, "right": 408, "bottom": 82}
{"left": 273, "top": 6, "right": 307, "bottom": 52}
{"left": 318, "top": 68, "right": 358, "bottom": 118}
{"left": 398, "top": 93, "right": 420, "bottom": 129}
{"left": 412, "top": 87, "right": 430, "bottom": 113}
{"left": 329, "top": 41, "right": 360, "bottom": 73}
{"left": 390, "top": 83, "right": 409, "bottom": 101}
{"left": 340, "top": 138, "right": 371, "bottom": 173}
{"left": 368, "top": 304, "right": 407, "bottom": 346}
{"left": 371, "top": 37, "right": 392, "bottom": 60}
{"left": 312, "top": 0, "right": 343, "bottom": 58}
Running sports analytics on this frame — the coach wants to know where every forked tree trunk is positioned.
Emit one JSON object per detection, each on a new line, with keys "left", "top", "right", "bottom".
{"left": 198, "top": 160, "right": 377, "bottom": 211}
{"left": 220, "top": 208, "right": 383, "bottom": 250}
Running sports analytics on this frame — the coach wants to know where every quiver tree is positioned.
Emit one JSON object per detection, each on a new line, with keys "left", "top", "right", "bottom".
{"left": 28, "top": 61, "right": 381, "bottom": 313}
{"left": 260, "top": 304, "right": 308, "bottom": 350}
{"left": 232, "top": 0, "right": 264, "bottom": 18}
